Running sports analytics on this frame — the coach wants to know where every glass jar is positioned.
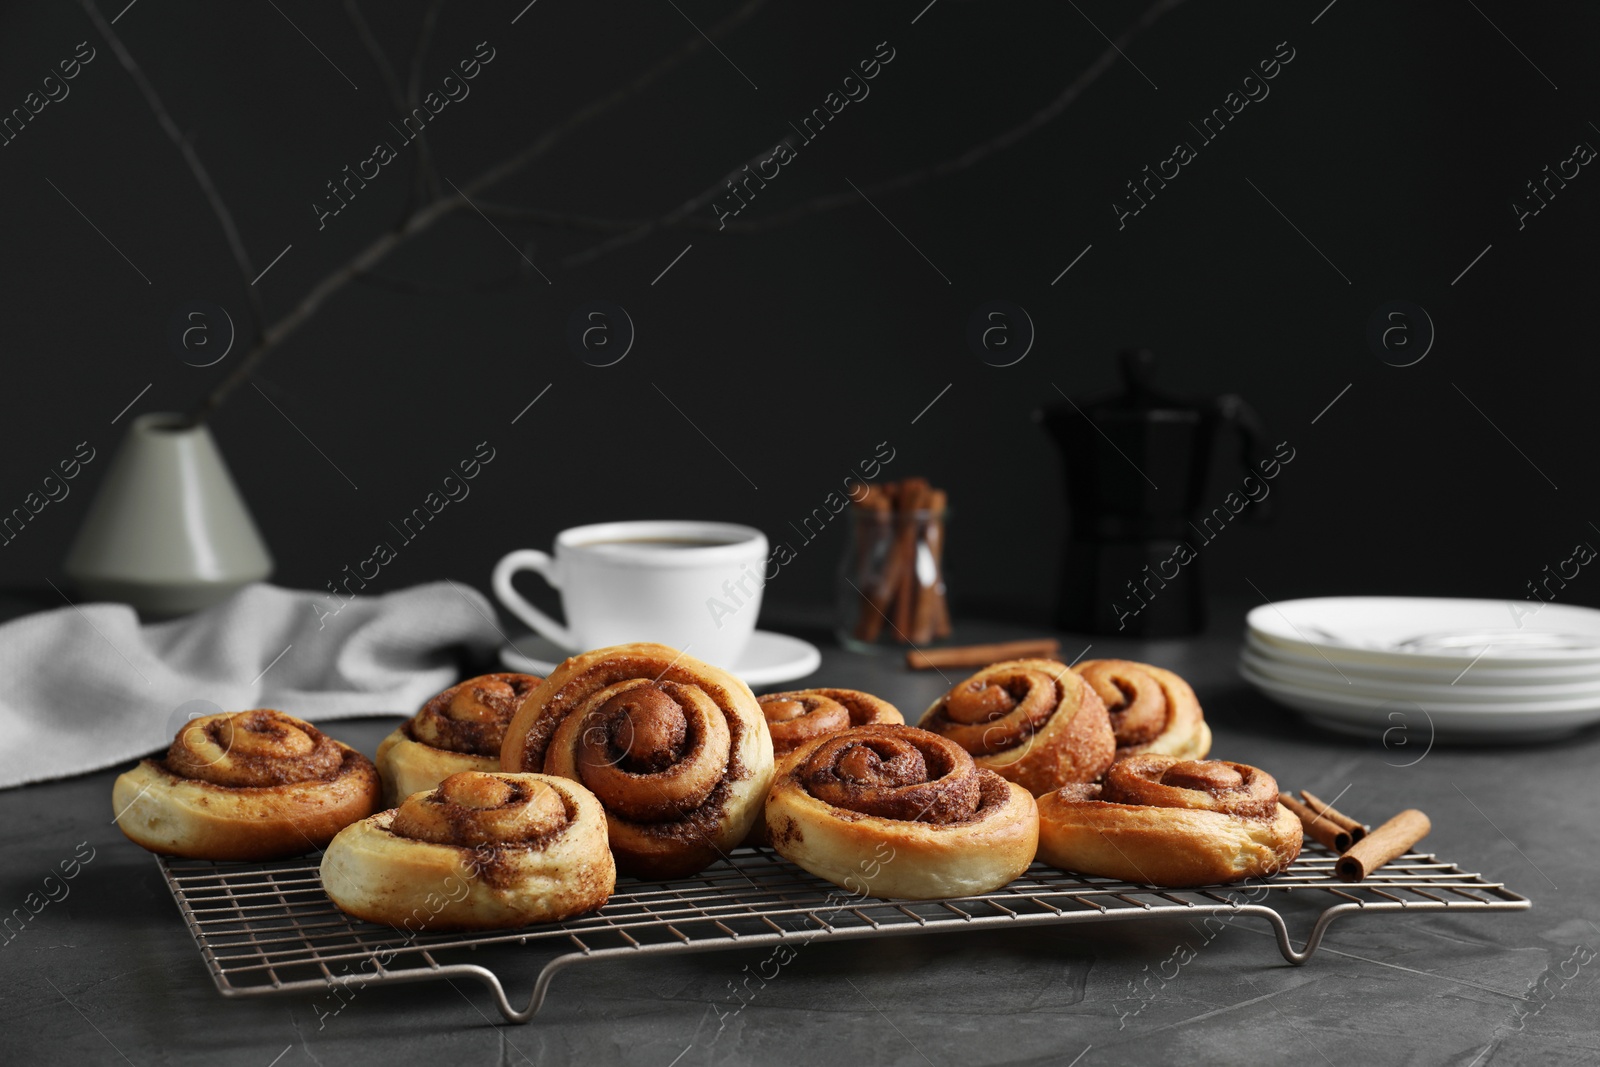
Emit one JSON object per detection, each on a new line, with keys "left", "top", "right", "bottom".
{"left": 835, "top": 504, "right": 950, "bottom": 652}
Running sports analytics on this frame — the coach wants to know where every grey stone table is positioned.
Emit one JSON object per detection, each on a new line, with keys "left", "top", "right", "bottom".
{"left": 3, "top": 603, "right": 1596, "bottom": 1067}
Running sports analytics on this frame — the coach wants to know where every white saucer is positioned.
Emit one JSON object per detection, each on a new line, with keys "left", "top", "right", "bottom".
{"left": 498, "top": 629, "right": 822, "bottom": 688}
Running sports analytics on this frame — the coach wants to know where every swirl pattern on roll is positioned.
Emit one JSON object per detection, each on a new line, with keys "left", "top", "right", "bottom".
{"left": 1073, "top": 659, "right": 1211, "bottom": 760}
{"left": 760, "top": 688, "right": 904, "bottom": 759}
{"left": 566, "top": 679, "right": 734, "bottom": 822}
{"left": 377, "top": 673, "right": 544, "bottom": 804}
{"left": 795, "top": 726, "right": 1010, "bottom": 826}
{"left": 391, "top": 771, "right": 576, "bottom": 854}
{"left": 741, "top": 688, "right": 903, "bottom": 848}
{"left": 1075, "top": 755, "right": 1278, "bottom": 817}
{"left": 918, "top": 659, "right": 1115, "bottom": 796}
{"left": 501, "top": 643, "right": 774, "bottom": 879}
{"left": 113, "top": 710, "right": 381, "bottom": 861}
{"left": 408, "top": 673, "right": 543, "bottom": 756}
{"left": 765, "top": 724, "right": 1039, "bottom": 900}
{"left": 321, "top": 771, "right": 615, "bottom": 930}
{"left": 167, "top": 709, "right": 347, "bottom": 787}
{"left": 1037, "top": 755, "right": 1302, "bottom": 887}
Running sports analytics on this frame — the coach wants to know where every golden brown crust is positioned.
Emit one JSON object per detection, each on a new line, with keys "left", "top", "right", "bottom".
{"left": 760, "top": 688, "right": 905, "bottom": 758}
{"left": 112, "top": 710, "right": 381, "bottom": 860}
{"left": 1074, "top": 659, "right": 1211, "bottom": 760}
{"left": 1036, "top": 755, "right": 1302, "bottom": 887}
{"left": 917, "top": 659, "right": 1115, "bottom": 795}
{"left": 377, "top": 673, "right": 543, "bottom": 804}
{"left": 765, "top": 724, "right": 1038, "bottom": 899}
{"left": 745, "top": 688, "right": 904, "bottom": 847}
{"left": 320, "top": 772, "right": 615, "bottom": 930}
{"left": 501, "top": 643, "right": 774, "bottom": 879}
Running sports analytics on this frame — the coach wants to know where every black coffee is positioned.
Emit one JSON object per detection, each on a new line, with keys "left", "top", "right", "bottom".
{"left": 579, "top": 537, "right": 742, "bottom": 549}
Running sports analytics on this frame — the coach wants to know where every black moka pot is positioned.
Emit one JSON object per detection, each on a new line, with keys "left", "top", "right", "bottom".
{"left": 1037, "top": 349, "right": 1270, "bottom": 637}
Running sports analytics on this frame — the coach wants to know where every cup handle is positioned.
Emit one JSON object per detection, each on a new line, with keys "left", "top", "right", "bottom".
{"left": 492, "top": 549, "right": 576, "bottom": 650}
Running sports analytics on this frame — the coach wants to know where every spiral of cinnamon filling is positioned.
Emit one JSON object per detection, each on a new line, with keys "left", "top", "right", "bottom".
{"left": 165, "top": 710, "right": 346, "bottom": 787}
{"left": 408, "top": 673, "right": 543, "bottom": 756}
{"left": 320, "top": 771, "right": 615, "bottom": 930}
{"left": 1035, "top": 754, "right": 1300, "bottom": 887}
{"left": 931, "top": 668, "right": 1061, "bottom": 754}
{"left": 115, "top": 710, "right": 380, "bottom": 861}
{"left": 1099, "top": 755, "right": 1280, "bottom": 818}
{"left": 760, "top": 688, "right": 903, "bottom": 757}
{"left": 1074, "top": 659, "right": 1211, "bottom": 759}
{"left": 766, "top": 724, "right": 1040, "bottom": 899}
{"left": 501, "top": 642, "right": 774, "bottom": 879}
{"left": 797, "top": 726, "right": 1010, "bottom": 825}
{"left": 390, "top": 771, "right": 573, "bottom": 849}
{"left": 1078, "top": 663, "right": 1165, "bottom": 745}
{"left": 918, "top": 659, "right": 1115, "bottom": 795}
{"left": 570, "top": 680, "right": 732, "bottom": 821}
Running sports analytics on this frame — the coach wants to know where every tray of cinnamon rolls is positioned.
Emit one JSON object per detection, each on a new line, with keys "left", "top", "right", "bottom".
{"left": 114, "top": 644, "right": 1530, "bottom": 1023}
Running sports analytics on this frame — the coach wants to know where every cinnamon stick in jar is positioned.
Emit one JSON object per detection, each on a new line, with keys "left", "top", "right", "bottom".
{"left": 910, "top": 489, "right": 948, "bottom": 645}
{"left": 933, "top": 582, "right": 952, "bottom": 639}
{"left": 1299, "top": 790, "right": 1367, "bottom": 845}
{"left": 890, "top": 479, "right": 930, "bottom": 637}
{"left": 1335, "top": 809, "right": 1431, "bottom": 882}
{"left": 850, "top": 488, "right": 893, "bottom": 642}
{"left": 850, "top": 477, "right": 952, "bottom": 646}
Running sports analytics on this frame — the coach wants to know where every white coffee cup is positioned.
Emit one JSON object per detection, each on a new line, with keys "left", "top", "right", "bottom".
{"left": 492, "top": 520, "right": 768, "bottom": 667}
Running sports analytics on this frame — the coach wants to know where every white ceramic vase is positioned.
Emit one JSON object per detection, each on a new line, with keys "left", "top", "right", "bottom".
{"left": 63, "top": 413, "right": 272, "bottom": 616}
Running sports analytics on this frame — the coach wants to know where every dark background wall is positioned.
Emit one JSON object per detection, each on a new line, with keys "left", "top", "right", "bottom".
{"left": 2, "top": 0, "right": 1597, "bottom": 627}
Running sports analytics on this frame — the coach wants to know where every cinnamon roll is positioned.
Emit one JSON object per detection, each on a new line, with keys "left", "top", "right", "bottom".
{"left": 1074, "top": 659, "right": 1211, "bottom": 759}
{"left": 762, "top": 688, "right": 905, "bottom": 761}
{"left": 765, "top": 724, "right": 1038, "bottom": 900}
{"left": 1036, "top": 755, "right": 1302, "bottom": 887}
{"left": 376, "top": 673, "right": 543, "bottom": 804}
{"left": 113, "top": 710, "right": 381, "bottom": 860}
{"left": 321, "top": 771, "right": 614, "bottom": 930}
{"left": 917, "top": 659, "right": 1115, "bottom": 796}
{"left": 501, "top": 643, "right": 774, "bottom": 879}
{"left": 746, "top": 688, "right": 904, "bottom": 846}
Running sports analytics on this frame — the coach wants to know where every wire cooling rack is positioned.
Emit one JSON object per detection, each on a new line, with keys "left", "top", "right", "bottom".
{"left": 157, "top": 843, "right": 1528, "bottom": 1024}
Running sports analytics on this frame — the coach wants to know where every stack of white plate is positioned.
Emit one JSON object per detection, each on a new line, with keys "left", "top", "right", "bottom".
{"left": 1239, "top": 596, "right": 1600, "bottom": 742}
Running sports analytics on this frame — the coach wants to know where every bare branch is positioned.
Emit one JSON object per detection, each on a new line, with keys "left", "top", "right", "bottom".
{"left": 733, "top": 0, "right": 1192, "bottom": 232}
{"left": 189, "top": 207, "right": 432, "bottom": 426}
{"left": 458, "top": 0, "right": 767, "bottom": 203}
{"left": 561, "top": 137, "right": 797, "bottom": 265}
{"left": 475, "top": 201, "right": 652, "bottom": 233}
{"left": 78, "top": 0, "right": 265, "bottom": 339}
{"left": 344, "top": 0, "right": 434, "bottom": 219}
{"left": 342, "top": 0, "right": 407, "bottom": 110}
{"left": 356, "top": 251, "right": 538, "bottom": 295}
{"left": 188, "top": 0, "right": 770, "bottom": 424}
{"left": 404, "top": 0, "right": 447, "bottom": 203}
{"left": 560, "top": 0, "right": 1191, "bottom": 260}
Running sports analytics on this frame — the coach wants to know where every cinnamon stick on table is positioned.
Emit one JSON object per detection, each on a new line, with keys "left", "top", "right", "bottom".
{"left": 1335, "top": 809, "right": 1431, "bottom": 882}
{"left": 1299, "top": 791, "right": 1367, "bottom": 845}
{"left": 907, "top": 639, "right": 1061, "bottom": 671}
{"left": 1278, "top": 793, "right": 1354, "bottom": 852}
